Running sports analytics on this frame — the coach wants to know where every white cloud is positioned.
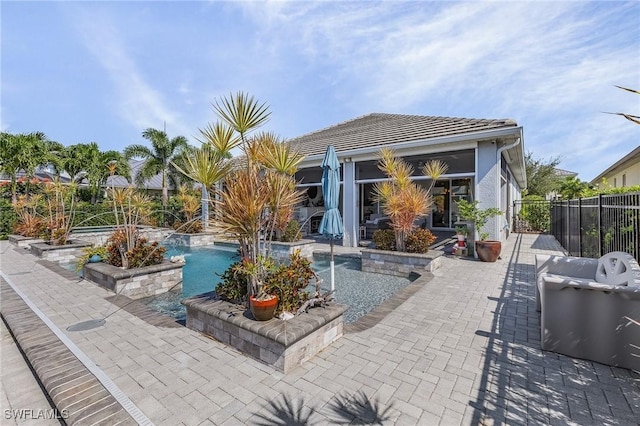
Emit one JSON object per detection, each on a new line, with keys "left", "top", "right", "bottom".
{"left": 234, "top": 1, "right": 639, "bottom": 180}
{"left": 70, "top": 8, "right": 194, "bottom": 140}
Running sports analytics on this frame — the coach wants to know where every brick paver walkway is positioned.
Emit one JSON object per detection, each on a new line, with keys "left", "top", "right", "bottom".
{"left": 1, "top": 234, "right": 639, "bottom": 425}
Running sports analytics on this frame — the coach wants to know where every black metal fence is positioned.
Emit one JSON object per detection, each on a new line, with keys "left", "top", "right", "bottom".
{"left": 550, "top": 192, "right": 640, "bottom": 262}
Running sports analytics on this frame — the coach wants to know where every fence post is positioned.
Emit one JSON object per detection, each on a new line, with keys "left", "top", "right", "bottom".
{"left": 578, "top": 197, "right": 582, "bottom": 257}
{"left": 598, "top": 194, "right": 604, "bottom": 257}
{"left": 567, "top": 200, "right": 571, "bottom": 255}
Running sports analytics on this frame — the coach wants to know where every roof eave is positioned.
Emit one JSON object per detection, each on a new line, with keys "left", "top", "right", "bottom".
{"left": 298, "top": 125, "right": 521, "bottom": 168}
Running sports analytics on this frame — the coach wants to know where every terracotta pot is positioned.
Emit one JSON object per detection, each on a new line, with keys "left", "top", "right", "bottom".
{"left": 475, "top": 240, "right": 501, "bottom": 262}
{"left": 249, "top": 295, "right": 279, "bottom": 321}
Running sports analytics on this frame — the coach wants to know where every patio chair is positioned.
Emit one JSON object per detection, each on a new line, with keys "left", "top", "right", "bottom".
{"left": 535, "top": 252, "right": 640, "bottom": 371}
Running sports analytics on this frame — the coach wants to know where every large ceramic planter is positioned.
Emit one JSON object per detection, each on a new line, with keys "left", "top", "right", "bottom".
{"left": 249, "top": 295, "right": 279, "bottom": 321}
{"left": 475, "top": 240, "right": 501, "bottom": 262}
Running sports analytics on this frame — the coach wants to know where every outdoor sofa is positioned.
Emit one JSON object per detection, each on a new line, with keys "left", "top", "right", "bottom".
{"left": 536, "top": 252, "right": 640, "bottom": 371}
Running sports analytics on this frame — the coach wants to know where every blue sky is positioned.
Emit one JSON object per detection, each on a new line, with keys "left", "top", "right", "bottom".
{"left": 2, "top": 1, "right": 639, "bottom": 182}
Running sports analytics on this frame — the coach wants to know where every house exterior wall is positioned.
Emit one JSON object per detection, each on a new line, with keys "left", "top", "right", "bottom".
{"left": 342, "top": 161, "right": 358, "bottom": 247}
{"left": 476, "top": 141, "right": 501, "bottom": 241}
{"left": 604, "top": 162, "right": 640, "bottom": 187}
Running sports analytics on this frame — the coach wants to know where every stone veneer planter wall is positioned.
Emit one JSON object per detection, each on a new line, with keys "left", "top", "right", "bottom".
{"left": 182, "top": 292, "right": 347, "bottom": 373}
{"left": 8, "top": 235, "right": 45, "bottom": 249}
{"left": 166, "top": 232, "right": 216, "bottom": 247}
{"left": 268, "top": 240, "right": 315, "bottom": 262}
{"left": 361, "top": 248, "right": 443, "bottom": 277}
{"left": 29, "top": 240, "right": 93, "bottom": 264}
{"left": 213, "top": 239, "right": 315, "bottom": 261}
{"left": 70, "top": 226, "right": 171, "bottom": 246}
{"left": 83, "top": 260, "right": 183, "bottom": 299}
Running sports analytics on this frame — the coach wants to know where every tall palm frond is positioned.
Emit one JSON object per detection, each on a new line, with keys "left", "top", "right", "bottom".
{"left": 213, "top": 91, "right": 271, "bottom": 142}
{"left": 196, "top": 122, "right": 241, "bottom": 158}
{"left": 604, "top": 86, "right": 640, "bottom": 125}
{"left": 253, "top": 132, "right": 304, "bottom": 175}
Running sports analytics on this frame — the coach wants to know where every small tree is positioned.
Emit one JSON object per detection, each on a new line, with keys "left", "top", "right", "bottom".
{"left": 456, "top": 199, "right": 502, "bottom": 241}
{"left": 524, "top": 151, "right": 562, "bottom": 197}
{"left": 373, "top": 148, "right": 447, "bottom": 251}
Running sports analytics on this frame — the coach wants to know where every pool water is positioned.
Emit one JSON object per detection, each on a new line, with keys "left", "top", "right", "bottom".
{"left": 138, "top": 245, "right": 414, "bottom": 324}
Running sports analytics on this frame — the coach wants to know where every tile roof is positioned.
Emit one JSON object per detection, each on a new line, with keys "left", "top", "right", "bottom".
{"left": 289, "top": 113, "right": 517, "bottom": 156}
{"left": 106, "top": 159, "right": 165, "bottom": 190}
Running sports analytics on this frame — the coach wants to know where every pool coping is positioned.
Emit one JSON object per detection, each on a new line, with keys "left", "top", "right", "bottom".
{"left": 0, "top": 273, "right": 152, "bottom": 425}
{"left": 31, "top": 243, "right": 433, "bottom": 334}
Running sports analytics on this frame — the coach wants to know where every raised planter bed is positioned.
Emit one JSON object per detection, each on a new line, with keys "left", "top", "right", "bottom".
{"left": 212, "top": 239, "right": 315, "bottom": 261}
{"left": 361, "top": 248, "right": 443, "bottom": 277}
{"left": 83, "top": 260, "right": 183, "bottom": 299}
{"left": 182, "top": 292, "right": 347, "bottom": 373}
{"left": 29, "top": 239, "right": 93, "bottom": 264}
{"left": 166, "top": 232, "right": 216, "bottom": 247}
{"left": 8, "top": 234, "right": 45, "bottom": 249}
{"left": 70, "top": 226, "right": 171, "bottom": 246}
{"left": 269, "top": 239, "right": 315, "bottom": 262}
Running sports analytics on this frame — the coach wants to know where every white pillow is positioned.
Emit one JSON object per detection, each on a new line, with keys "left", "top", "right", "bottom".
{"left": 595, "top": 252, "right": 640, "bottom": 286}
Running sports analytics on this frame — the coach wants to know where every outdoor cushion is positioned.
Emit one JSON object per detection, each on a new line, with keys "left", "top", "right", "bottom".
{"left": 595, "top": 251, "right": 640, "bottom": 287}
{"left": 536, "top": 252, "right": 640, "bottom": 371}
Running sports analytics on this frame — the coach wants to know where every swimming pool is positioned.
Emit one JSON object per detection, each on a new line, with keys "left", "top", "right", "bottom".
{"left": 139, "top": 245, "right": 415, "bottom": 324}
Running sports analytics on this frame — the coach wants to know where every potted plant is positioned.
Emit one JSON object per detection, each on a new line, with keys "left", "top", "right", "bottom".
{"left": 454, "top": 226, "right": 468, "bottom": 249}
{"left": 76, "top": 245, "right": 108, "bottom": 272}
{"left": 455, "top": 199, "right": 502, "bottom": 262}
{"left": 176, "top": 92, "right": 309, "bottom": 321}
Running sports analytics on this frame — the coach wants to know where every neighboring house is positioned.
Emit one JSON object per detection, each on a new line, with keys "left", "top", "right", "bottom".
{"left": 105, "top": 159, "right": 164, "bottom": 198}
{"left": 546, "top": 168, "right": 578, "bottom": 200}
{"left": 290, "top": 113, "right": 526, "bottom": 247}
{"left": 590, "top": 145, "right": 640, "bottom": 188}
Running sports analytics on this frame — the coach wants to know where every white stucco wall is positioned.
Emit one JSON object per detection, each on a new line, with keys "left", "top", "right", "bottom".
{"left": 475, "top": 141, "right": 501, "bottom": 241}
{"left": 342, "top": 161, "right": 358, "bottom": 247}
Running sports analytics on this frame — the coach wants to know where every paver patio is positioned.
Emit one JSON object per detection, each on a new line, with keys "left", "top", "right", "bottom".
{"left": 1, "top": 234, "right": 639, "bottom": 425}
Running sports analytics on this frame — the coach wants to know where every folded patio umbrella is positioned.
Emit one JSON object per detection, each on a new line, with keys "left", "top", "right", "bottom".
{"left": 318, "top": 145, "right": 344, "bottom": 293}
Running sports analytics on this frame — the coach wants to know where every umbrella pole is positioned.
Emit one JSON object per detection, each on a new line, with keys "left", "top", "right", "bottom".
{"left": 330, "top": 239, "right": 335, "bottom": 293}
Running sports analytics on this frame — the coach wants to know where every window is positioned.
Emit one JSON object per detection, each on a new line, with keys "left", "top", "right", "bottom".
{"left": 614, "top": 177, "right": 617, "bottom": 187}
{"left": 623, "top": 174, "right": 627, "bottom": 187}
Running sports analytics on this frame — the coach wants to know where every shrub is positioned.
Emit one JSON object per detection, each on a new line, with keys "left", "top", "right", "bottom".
{"left": 13, "top": 213, "right": 46, "bottom": 238}
{"left": 173, "top": 219, "right": 203, "bottom": 234}
{"left": 104, "top": 228, "right": 166, "bottom": 268}
{"left": 405, "top": 228, "right": 437, "bottom": 253}
{"left": 280, "top": 220, "right": 301, "bottom": 242}
{"left": 372, "top": 229, "right": 395, "bottom": 251}
{"left": 264, "top": 250, "right": 315, "bottom": 314}
{"left": 215, "top": 251, "right": 317, "bottom": 315}
{"left": 215, "top": 259, "right": 251, "bottom": 304}
{"left": 519, "top": 195, "right": 550, "bottom": 232}
{"left": 0, "top": 199, "right": 17, "bottom": 239}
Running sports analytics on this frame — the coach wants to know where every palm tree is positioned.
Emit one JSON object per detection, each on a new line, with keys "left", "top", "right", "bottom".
{"left": 88, "top": 150, "right": 130, "bottom": 204}
{"left": 0, "top": 131, "right": 58, "bottom": 202}
{"left": 373, "top": 148, "right": 448, "bottom": 251}
{"left": 123, "top": 128, "right": 189, "bottom": 208}
{"left": 188, "top": 92, "right": 304, "bottom": 299}
{"left": 60, "top": 142, "right": 100, "bottom": 183}
{"left": 172, "top": 144, "right": 231, "bottom": 230}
